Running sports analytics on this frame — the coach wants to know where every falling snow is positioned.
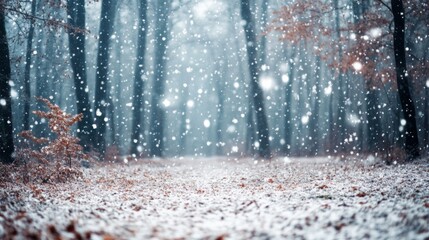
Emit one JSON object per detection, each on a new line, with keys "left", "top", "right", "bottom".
{"left": 1, "top": 0, "right": 429, "bottom": 239}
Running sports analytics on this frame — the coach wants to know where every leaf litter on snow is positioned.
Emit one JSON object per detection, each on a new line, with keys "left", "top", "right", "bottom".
{"left": 1, "top": 157, "right": 429, "bottom": 239}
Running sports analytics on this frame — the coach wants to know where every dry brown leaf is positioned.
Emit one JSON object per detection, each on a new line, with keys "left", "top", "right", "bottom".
{"left": 356, "top": 192, "right": 367, "bottom": 197}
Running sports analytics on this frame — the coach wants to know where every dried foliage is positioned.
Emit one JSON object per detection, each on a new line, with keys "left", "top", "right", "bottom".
{"left": 16, "top": 98, "right": 86, "bottom": 183}
{"left": 270, "top": 0, "right": 429, "bottom": 88}
{"left": 0, "top": 163, "right": 15, "bottom": 186}
{"left": 270, "top": 0, "right": 333, "bottom": 44}
{"left": 0, "top": 0, "right": 87, "bottom": 33}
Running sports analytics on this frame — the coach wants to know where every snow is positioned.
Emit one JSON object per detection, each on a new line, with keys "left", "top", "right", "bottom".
{"left": 1, "top": 157, "right": 428, "bottom": 239}
{"left": 352, "top": 61, "right": 363, "bottom": 71}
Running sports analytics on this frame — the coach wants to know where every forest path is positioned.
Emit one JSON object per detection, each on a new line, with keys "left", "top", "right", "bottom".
{"left": 1, "top": 157, "right": 429, "bottom": 239}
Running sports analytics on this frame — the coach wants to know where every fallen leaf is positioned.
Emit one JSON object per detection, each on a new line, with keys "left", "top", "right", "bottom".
{"left": 334, "top": 223, "right": 346, "bottom": 231}
{"left": 356, "top": 192, "right": 367, "bottom": 197}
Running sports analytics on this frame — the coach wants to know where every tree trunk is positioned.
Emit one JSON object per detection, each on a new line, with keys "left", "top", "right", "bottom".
{"left": 22, "top": 0, "right": 37, "bottom": 131}
{"left": 130, "top": 0, "right": 148, "bottom": 156}
{"left": 150, "top": 0, "right": 171, "bottom": 157}
{"left": 424, "top": 86, "right": 429, "bottom": 150}
{"left": 179, "top": 86, "right": 189, "bottom": 156}
{"left": 113, "top": 14, "right": 123, "bottom": 148}
{"left": 283, "top": 48, "right": 295, "bottom": 155}
{"left": 35, "top": 4, "right": 54, "bottom": 138}
{"left": 366, "top": 87, "right": 383, "bottom": 153}
{"left": 308, "top": 55, "right": 321, "bottom": 155}
{"left": 215, "top": 57, "right": 226, "bottom": 155}
{"left": 391, "top": 0, "right": 420, "bottom": 160}
{"left": 66, "top": 0, "right": 94, "bottom": 150}
{"left": 94, "top": 0, "right": 117, "bottom": 155}
{"left": 333, "top": 0, "right": 347, "bottom": 153}
{"left": 0, "top": 7, "right": 14, "bottom": 164}
{"left": 240, "top": 0, "right": 271, "bottom": 159}
{"left": 259, "top": 0, "right": 269, "bottom": 66}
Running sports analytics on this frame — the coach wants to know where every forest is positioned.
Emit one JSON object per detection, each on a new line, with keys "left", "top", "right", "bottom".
{"left": 0, "top": 0, "right": 429, "bottom": 239}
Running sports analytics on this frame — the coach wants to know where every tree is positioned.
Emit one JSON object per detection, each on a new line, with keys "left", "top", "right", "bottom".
{"left": 149, "top": 0, "right": 172, "bottom": 157}
{"left": 283, "top": 48, "right": 295, "bottom": 155}
{"left": 240, "top": 0, "right": 271, "bottom": 159}
{"left": 391, "top": 0, "right": 420, "bottom": 160}
{"left": 66, "top": 0, "right": 94, "bottom": 150}
{"left": 332, "top": 0, "right": 347, "bottom": 153}
{"left": 22, "top": 0, "right": 37, "bottom": 131}
{"left": 271, "top": 0, "right": 427, "bottom": 159}
{"left": 0, "top": 5, "right": 14, "bottom": 164}
{"left": 94, "top": 0, "right": 118, "bottom": 154}
{"left": 308, "top": 55, "right": 322, "bottom": 155}
{"left": 130, "top": 0, "right": 148, "bottom": 156}
{"left": 214, "top": 54, "right": 226, "bottom": 155}
{"left": 351, "top": 0, "right": 384, "bottom": 154}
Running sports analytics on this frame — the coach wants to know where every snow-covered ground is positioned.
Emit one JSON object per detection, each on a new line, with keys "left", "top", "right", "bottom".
{"left": 1, "top": 157, "right": 429, "bottom": 239}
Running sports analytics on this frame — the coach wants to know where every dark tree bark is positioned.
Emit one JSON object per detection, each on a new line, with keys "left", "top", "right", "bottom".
{"left": 283, "top": 49, "right": 295, "bottom": 155}
{"left": 149, "top": 0, "right": 171, "bottom": 157}
{"left": 333, "top": 0, "right": 347, "bottom": 153}
{"left": 130, "top": 0, "right": 148, "bottom": 156}
{"left": 240, "top": 0, "right": 271, "bottom": 159}
{"left": 308, "top": 56, "right": 321, "bottom": 155}
{"left": 66, "top": 0, "right": 94, "bottom": 150}
{"left": 215, "top": 56, "right": 226, "bottom": 155}
{"left": 0, "top": 7, "right": 14, "bottom": 164}
{"left": 259, "top": 0, "right": 269, "bottom": 66}
{"left": 94, "top": 0, "right": 117, "bottom": 154}
{"left": 22, "top": 0, "right": 37, "bottom": 131}
{"left": 34, "top": 29, "right": 45, "bottom": 135}
{"left": 424, "top": 85, "right": 429, "bottom": 149}
{"left": 35, "top": 24, "right": 51, "bottom": 138}
{"left": 366, "top": 88, "right": 383, "bottom": 153}
{"left": 245, "top": 105, "right": 256, "bottom": 155}
{"left": 112, "top": 14, "right": 123, "bottom": 148}
{"left": 179, "top": 86, "right": 189, "bottom": 156}
{"left": 391, "top": 0, "right": 420, "bottom": 160}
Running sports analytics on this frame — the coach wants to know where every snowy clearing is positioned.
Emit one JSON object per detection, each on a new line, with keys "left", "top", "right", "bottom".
{"left": 1, "top": 157, "right": 429, "bottom": 239}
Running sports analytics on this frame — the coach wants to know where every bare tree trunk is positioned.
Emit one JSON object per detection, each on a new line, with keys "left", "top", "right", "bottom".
{"left": 240, "top": 0, "right": 271, "bottom": 159}
{"left": 150, "top": 0, "right": 171, "bottom": 157}
{"left": 308, "top": 55, "right": 321, "bottom": 155}
{"left": 391, "top": 0, "right": 420, "bottom": 160}
{"left": 0, "top": 7, "right": 14, "bottom": 164}
{"left": 283, "top": 48, "right": 295, "bottom": 155}
{"left": 130, "top": 0, "right": 148, "bottom": 156}
{"left": 366, "top": 87, "right": 383, "bottom": 153}
{"left": 179, "top": 86, "right": 189, "bottom": 156}
{"left": 94, "top": 0, "right": 117, "bottom": 155}
{"left": 22, "top": 0, "right": 37, "bottom": 131}
{"left": 259, "top": 0, "right": 269, "bottom": 66}
{"left": 333, "top": 0, "right": 347, "bottom": 153}
{"left": 113, "top": 14, "right": 123, "bottom": 148}
{"left": 215, "top": 55, "right": 226, "bottom": 155}
{"left": 424, "top": 87, "right": 429, "bottom": 150}
{"left": 36, "top": 0, "right": 58, "bottom": 138}
{"left": 66, "top": 0, "right": 94, "bottom": 150}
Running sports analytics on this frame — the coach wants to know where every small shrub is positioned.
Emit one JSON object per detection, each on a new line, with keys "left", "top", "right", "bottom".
{"left": 17, "top": 98, "right": 86, "bottom": 183}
